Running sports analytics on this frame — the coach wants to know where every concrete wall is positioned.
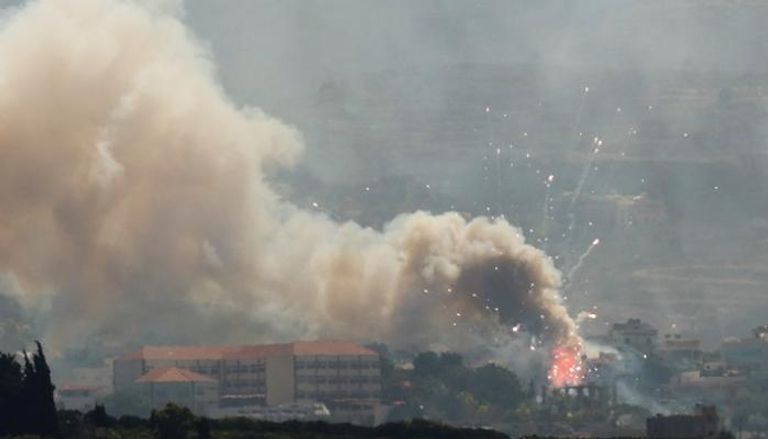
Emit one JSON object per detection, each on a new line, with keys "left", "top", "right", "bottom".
{"left": 266, "top": 355, "right": 295, "bottom": 406}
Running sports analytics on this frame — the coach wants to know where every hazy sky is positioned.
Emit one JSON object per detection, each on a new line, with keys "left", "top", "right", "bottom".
{"left": 178, "top": 0, "right": 768, "bottom": 109}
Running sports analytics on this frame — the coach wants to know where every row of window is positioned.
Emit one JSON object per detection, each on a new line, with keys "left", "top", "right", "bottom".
{"left": 222, "top": 380, "right": 266, "bottom": 389}
{"left": 225, "top": 365, "right": 266, "bottom": 374}
{"left": 296, "top": 376, "right": 379, "bottom": 385}
{"left": 296, "top": 390, "right": 378, "bottom": 399}
{"left": 295, "top": 361, "right": 378, "bottom": 370}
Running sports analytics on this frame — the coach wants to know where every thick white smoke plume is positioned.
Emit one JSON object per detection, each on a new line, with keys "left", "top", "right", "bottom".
{"left": 0, "top": 0, "right": 579, "bottom": 354}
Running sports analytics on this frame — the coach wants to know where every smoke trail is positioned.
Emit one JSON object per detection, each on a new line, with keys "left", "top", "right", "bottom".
{"left": 565, "top": 136, "right": 602, "bottom": 235}
{"left": 0, "top": 0, "right": 581, "bottom": 357}
{"left": 564, "top": 238, "right": 601, "bottom": 288}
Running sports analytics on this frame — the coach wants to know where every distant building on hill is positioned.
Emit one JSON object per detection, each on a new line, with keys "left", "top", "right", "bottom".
{"left": 660, "top": 333, "right": 703, "bottom": 366}
{"left": 113, "top": 340, "right": 381, "bottom": 423}
{"left": 721, "top": 325, "right": 768, "bottom": 372}
{"left": 56, "top": 385, "right": 99, "bottom": 412}
{"left": 609, "top": 319, "right": 658, "bottom": 355}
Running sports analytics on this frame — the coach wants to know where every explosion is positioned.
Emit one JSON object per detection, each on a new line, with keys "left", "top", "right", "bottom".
{"left": 0, "top": 0, "right": 584, "bottom": 377}
{"left": 547, "top": 340, "right": 585, "bottom": 388}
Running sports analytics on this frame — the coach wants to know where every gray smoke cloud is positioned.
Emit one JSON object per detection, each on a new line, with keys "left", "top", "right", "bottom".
{"left": 0, "top": 0, "right": 580, "bottom": 354}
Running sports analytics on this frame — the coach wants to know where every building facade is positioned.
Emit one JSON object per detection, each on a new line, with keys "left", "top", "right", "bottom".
{"left": 134, "top": 367, "right": 218, "bottom": 415}
{"left": 609, "top": 319, "right": 658, "bottom": 355}
{"left": 113, "top": 341, "right": 381, "bottom": 424}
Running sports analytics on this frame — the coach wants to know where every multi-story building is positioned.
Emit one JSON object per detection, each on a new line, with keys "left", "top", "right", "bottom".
{"left": 113, "top": 341, "right": 381, "bottom": 424}
{"left": 134, "top": 367, "right": 219, "bottom": 415}
{"left": 660, "top": 333, "right": 703, "bottom": 367}
{"left": 721, "top": 337, "right": 768, "bottom": 372}
{"left": 609, "top": 319, "right": 658, "bottom": 355}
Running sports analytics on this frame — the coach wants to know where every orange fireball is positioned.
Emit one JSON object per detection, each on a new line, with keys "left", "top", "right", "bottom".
{"left": 548, "top": 342, "right": 584, "bottom": 388}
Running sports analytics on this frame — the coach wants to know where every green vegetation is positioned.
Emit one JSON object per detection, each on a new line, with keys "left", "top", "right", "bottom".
{"left": 55, "top": 403, "right": 510, "bottom": 439}
{"left": 386, "top": 351, "right": 526, "bottom": 425}
{"left": 0, "top": 341, "right": 58, "bottom": 437}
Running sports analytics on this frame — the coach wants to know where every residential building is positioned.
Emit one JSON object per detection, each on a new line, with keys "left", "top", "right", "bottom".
{"left": 609, "top": 319, "right": 658, "bottom": 355}
{"left": 660, "top": 333, "right": 703, "bottom": 366}
{"left": 56, "top": 385, "right": 99, "bottom": 412}
{"left": 721, "top": 336, "right": 768, "bottom": 371}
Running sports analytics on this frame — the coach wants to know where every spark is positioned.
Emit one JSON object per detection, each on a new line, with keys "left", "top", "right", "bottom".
{"left": 548, "top": 343, "right": 585, "bottom": 387}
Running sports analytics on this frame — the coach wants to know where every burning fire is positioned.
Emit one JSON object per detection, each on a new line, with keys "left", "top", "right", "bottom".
{"left": 547, "top": 342, "right": 584, "bottom": 387}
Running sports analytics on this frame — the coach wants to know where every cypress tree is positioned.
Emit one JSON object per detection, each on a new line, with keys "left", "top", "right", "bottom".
{"left": 0, "top": 352, "right": 24, "bottom": 435}
{"left": 19, "top": 342, "right": 59, "bottom": 437}
{"left": 32, "top": 340, "right": 59, "bottom": 437}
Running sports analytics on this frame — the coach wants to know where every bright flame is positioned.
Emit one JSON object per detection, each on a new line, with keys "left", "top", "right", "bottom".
{"left": 548, "top": 342, "right": 585, "bottom": 387}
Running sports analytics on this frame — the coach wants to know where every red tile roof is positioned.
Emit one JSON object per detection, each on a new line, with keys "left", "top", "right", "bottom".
{"left": 121, "top": 341, "right": 378, "bottom": 362}
{"left": 135, "top": 367, "right": 216, "bottom": 384}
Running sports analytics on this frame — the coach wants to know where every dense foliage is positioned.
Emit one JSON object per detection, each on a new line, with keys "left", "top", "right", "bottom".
{"left": 0, "top": 341, "right": 58, "bottom": 437}
{"left": 383, "top": 350, "right": 526, "bottom": 425}
{"left": 55, "top": 403, "right": 509, "bottom": 439}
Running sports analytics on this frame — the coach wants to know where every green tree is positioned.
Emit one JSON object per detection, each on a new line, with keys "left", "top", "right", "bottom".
{"left": 0, "top": 352, "right": 24, "bottom": 435}
{"left": 0, "top": 341, "right": 58, "bottom": 437}
{"left": 195, "top": 417, "right": 211, "bottom": 439}
{"left": 470, "top": 364, "right": 523, "bottom": 409}
{"left": 413, "top": 351, "right": 441, "bottom": 377}
{"left": 150, "top": 403, "right": 196, "bottom": 439}
{"left": 30, "top": 341, "right": 59, "bottom": 436}
{"left": 84, "top": 404, "right": 116, "bottom": 428}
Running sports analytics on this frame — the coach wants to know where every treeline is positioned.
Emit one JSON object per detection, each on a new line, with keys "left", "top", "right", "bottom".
{"left": 0, "top": 341, "right": 58, "bottom": 437}
{"left": 57, "top": 403, "right": 509, "bottom": 439}
{"left": 379, "top": 349, "right": 527, "bottom": 424}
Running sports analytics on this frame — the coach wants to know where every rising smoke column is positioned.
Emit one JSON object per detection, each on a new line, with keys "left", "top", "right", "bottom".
{"left": 0, "top": 0, "right": 583, "bottom": 379}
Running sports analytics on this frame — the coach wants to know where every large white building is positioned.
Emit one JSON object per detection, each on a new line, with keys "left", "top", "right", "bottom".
{"left": 113, "top": 341, "right": 381, "bottom": 423}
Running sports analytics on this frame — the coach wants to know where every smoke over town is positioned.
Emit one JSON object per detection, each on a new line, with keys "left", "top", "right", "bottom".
{"left": 0, "top": 0, "right": 579, "bottom": 365}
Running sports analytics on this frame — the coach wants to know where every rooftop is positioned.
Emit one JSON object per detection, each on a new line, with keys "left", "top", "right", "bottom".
{"left": 121, "top": 340, "right": 378, "bottom": 362}
{"left": 135, "top": 367, "right": 216, "bottom": 384}
{"left": 611, "top": 318, "right": 658, "bottom": 333}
